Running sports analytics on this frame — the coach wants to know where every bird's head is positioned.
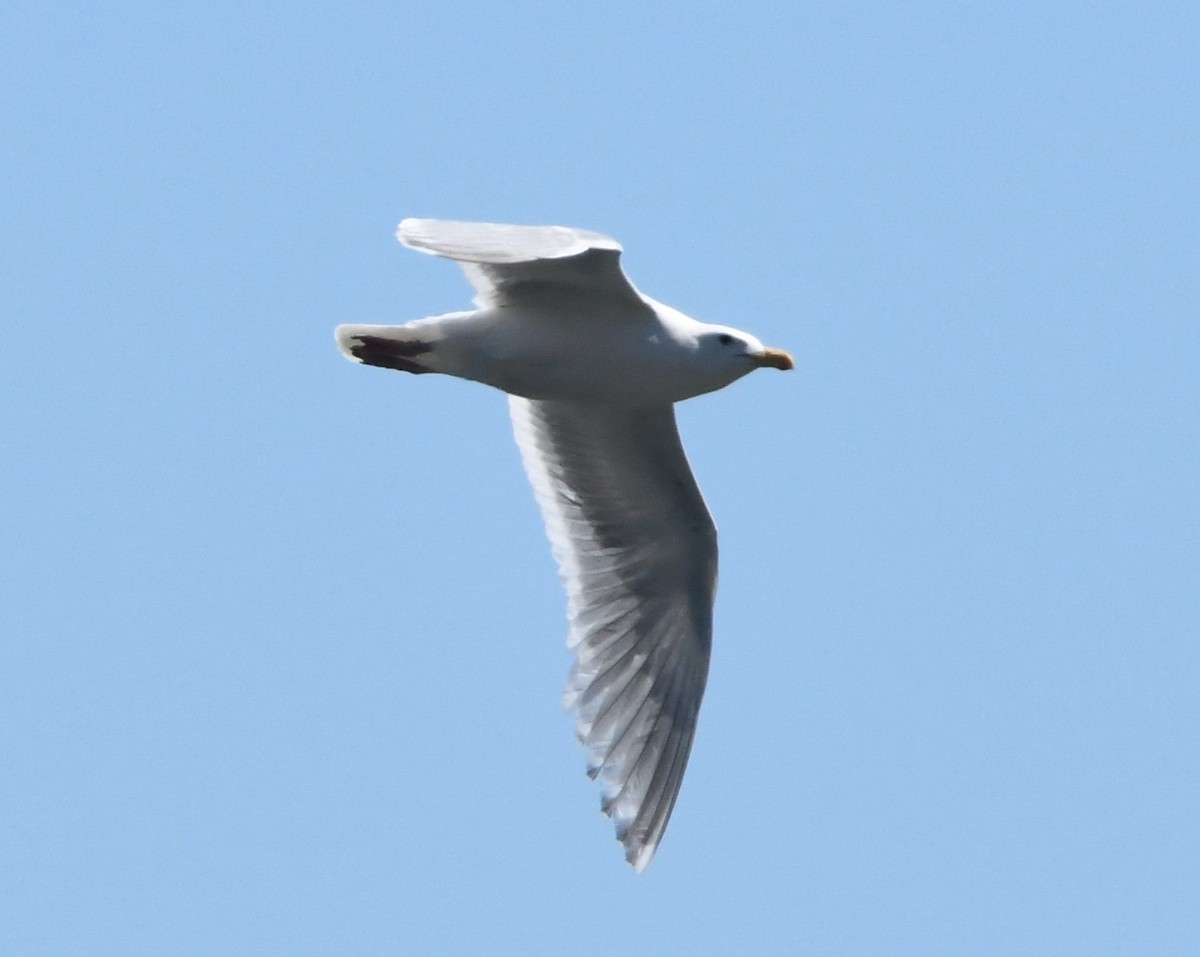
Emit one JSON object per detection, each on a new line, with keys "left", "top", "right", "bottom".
{"left": 696, "top": 326, "right": 795, "bottom": 385}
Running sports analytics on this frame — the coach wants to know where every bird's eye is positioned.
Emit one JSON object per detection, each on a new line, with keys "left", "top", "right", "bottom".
{"left": 717, "top": 333, "right": 733, "bottom": 345}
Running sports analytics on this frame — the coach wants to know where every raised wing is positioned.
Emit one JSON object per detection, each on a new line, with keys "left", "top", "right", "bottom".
{"left": 509, "top": 396, "right": 716, "bottom": 871}
{"left": 398, "top": 218, "right": 641, "bottom": 308}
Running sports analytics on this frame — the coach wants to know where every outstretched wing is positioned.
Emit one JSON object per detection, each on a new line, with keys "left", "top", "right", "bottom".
{"left": 398, "top": 218, "right": 642, "bottom": 308}
{"left": 509, "top": 396, "right": 716, "bottom": 872}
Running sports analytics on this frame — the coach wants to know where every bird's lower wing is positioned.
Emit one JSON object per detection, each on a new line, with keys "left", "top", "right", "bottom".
{"left": 509, "top": 396, "right": 717, "bottom": 871}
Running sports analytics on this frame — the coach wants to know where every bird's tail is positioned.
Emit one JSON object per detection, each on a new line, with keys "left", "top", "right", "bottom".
{"left": 335, "top": 313, "right": 473, "bottom": 375}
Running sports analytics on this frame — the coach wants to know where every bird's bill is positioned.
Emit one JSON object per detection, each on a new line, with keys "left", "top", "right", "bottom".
{"left": 753, "top": 348, "right": 795, "bottom": 371}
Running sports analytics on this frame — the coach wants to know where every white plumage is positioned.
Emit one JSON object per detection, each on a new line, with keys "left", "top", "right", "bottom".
{"left": 336, "top": 219, "right": 793, "bottom": 871}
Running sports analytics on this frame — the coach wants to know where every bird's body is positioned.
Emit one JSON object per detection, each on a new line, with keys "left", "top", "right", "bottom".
{"left": 336, "top": 219, "right": 792, "bottom": 871}
{"left": 341, "top": 297, "right": 782, "bottom": 406}
{"left": 342, "top": 300, "right": 719, "bottom": 403}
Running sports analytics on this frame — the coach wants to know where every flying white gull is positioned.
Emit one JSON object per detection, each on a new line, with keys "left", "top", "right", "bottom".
{"left": 336, "top": 218, "right": 793, "bottom": 871}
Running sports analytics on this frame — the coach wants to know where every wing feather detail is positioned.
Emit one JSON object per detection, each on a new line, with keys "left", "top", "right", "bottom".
{"left": 398, "top": 218, "right": 641, "bottom": 309}
{"left": 509, "top": 396, "right": 716, "bottom": 871}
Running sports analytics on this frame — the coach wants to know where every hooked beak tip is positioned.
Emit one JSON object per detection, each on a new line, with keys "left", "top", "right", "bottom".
{"left": 755, "top": 348, "right": 795, "bottom": 371}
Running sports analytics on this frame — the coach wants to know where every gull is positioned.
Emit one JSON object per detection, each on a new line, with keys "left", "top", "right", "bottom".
{"left": 336, "top": 219, "right": 793, "bottom": 871}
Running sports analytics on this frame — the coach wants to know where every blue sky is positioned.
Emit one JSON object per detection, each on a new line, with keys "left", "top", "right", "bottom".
{"left": 3, "top": 2, "right": 1197, "bottom": 954}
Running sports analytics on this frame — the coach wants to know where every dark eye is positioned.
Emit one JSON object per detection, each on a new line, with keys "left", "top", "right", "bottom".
{"left": 717, "top": 333, "right": 733, "bottom": 345}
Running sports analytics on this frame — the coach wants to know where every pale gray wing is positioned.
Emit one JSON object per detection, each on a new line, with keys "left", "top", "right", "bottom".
{"left": 509, "top": 396, "right": 716, "bottom": 872}
{"left": 398, "top": 218, "right": 641, "bottom": 308}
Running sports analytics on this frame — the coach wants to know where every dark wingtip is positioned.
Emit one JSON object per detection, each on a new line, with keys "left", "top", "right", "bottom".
{"left": 345, "top": 334, "right": 433, "bottom": 374}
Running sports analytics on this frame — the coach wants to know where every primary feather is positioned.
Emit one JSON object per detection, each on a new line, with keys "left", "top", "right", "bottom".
{"left": 509, "top": 397, "right": 715, "bottom": 871}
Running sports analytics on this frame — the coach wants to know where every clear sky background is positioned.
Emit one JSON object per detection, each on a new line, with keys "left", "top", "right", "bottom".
{"left": 3, "top": 2, "right": 1197, "bottom": 954}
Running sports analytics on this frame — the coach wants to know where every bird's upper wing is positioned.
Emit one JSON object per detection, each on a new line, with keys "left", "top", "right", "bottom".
{"left": 398, "top": 218, "right": 642, "bottom": 308}
{"left": 509, "top": 396, "right": 716, "bottom": 872}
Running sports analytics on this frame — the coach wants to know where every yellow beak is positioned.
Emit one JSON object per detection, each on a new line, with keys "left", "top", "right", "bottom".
{"left": 753, "top": 347, "right": 795, "bottom": 371}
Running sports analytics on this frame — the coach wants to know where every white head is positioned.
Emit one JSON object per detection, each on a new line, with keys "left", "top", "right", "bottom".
{"left": 688, "top": 323, "right": 794, "bottom": 393}
{"left": 641, "top": 299, "right": 794, "bottom": 401}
